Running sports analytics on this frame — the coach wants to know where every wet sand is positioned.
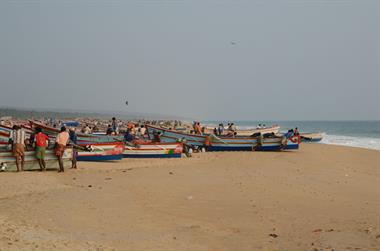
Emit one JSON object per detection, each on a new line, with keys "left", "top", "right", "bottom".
{"left": 0, "top": 144, "right": 379, "bottom": 250}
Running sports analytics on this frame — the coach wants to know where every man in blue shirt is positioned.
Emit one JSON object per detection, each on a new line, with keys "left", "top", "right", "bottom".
{"left": 284, "top": 129, "right": 294, "bottom": 139}
{"left": 124, "top": 129, "right": 134, "bottom": 143}
{"left": 69, "top": 128, "right": 78, "bottom": 169}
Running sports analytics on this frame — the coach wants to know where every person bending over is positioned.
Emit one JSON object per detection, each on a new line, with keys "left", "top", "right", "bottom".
{"left": 55, "top": 126, "right": 69, "bottom": 172}
{"left": 10, "top": 125, "right": 26, "bottom": 172}
{"left": 34, "top": 127, "right": 49, "bottom": 171}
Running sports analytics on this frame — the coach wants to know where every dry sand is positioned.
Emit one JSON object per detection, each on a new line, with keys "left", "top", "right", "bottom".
{"left": 0, "top": 144, "right": 379, "bottom": 251}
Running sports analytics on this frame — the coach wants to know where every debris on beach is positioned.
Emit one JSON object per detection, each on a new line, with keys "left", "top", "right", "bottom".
{"left": 269, "top": 233, "right": 278, "bottom": 238}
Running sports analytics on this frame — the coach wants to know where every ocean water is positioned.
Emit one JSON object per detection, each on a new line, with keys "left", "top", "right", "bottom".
{"left": 203, "top": 121, "right": 380, "bottom": 151}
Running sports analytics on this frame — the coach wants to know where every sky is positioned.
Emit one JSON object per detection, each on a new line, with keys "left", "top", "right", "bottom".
{"left": 0, "top": 0, "right": 379, "bottom": 120}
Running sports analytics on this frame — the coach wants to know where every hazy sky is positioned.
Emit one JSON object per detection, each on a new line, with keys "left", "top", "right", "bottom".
{"left": 0, "top": 0, "right": 379, "bottom": 120}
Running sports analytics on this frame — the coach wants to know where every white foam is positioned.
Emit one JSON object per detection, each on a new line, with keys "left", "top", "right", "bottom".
{"left": 320, "top": 134, "right": 380, "bottom": 151}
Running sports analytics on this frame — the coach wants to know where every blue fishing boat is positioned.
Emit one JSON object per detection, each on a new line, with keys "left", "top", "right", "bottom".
{"left": 29, "top": 121, "right": 124, "bottom": 144}
{"left": 145, "top": 125, "right": 300, "bottom": 151}
{"left": 76, "top": 142, "right": 124, "bottom": 161}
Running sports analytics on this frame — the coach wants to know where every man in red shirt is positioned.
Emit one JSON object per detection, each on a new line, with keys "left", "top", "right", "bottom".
{"left": 35, "top": 127, "right": 49, "bottom": 171}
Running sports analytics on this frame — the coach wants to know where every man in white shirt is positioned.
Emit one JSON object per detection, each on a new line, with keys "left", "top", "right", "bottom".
{"left": 10, "top": 125, "right": 26, "bottom": 171}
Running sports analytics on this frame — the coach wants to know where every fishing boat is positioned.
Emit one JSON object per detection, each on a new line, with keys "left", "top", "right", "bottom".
{"left": 123, "top": 142, "right": 183, "bottom": 158}
{"left": 0, "top": 148, "right": 73, "bottom": 171}
{"left": 145, "top": 125, "right": 300, "bottom": 151}
{"left": 1, "top": 124, "right": 125, "bottom": 161}
{"left": 0, "top": 124, "right": 13, "bottom": 139}
{"left": 300, "top": 132, "right": 324, "bottom": 142}
{"left": 0, "top": 124, "right": 37, "bottom": 148}
{"left": 204, "top": 125, "right": 280, "bottom": 136}
{"left": 29, "top": 121, "right": 124, "bottom": 144}
{"left": 76, "top": 142, "right": 124, "bottom": 161}
{"left": 30, "top": 121, "right": 126, "bottom": 161}
{"left": 0, "top": 125, "right": 10, "bottom": 147}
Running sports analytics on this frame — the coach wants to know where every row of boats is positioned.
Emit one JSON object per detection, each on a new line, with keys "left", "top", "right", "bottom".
{"left": 0, "top": 121, "right": 323, "bottom": 171}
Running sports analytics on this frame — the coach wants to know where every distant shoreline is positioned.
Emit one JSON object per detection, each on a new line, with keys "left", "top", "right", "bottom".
{"left": 0, "top": 107, "right": 188, "bottom": 121}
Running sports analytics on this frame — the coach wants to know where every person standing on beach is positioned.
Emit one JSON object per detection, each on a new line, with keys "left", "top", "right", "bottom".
{"left": 192, "top": 122, "right": 197, "bottom": 134}
{"left": 294, "top": 127, "right": 300, "bottom": 136}
{"left": 106, "top": 125, "right": 113, "bottom": 135}
{"left": 194, "top": 122, "right": 202, "bottom": 135}
{"left": 140, "top": 125, "right": 146, "bottom": 137}
{"left": 34, "top": 127, "right": 49, "bottom": 171}
{"left": 55, "top": 126, "right": 69, "bottom": 172}
{"left": 218, "top": 124, "right": 224, "bottom": 136}
{"left": 152, "top": 131, "right": 161, "bottom": 143}
{"left": 111, "top": 117, "right": 119, "bottom": 134}
{"left": 92, "top": 125, "right": 99, "bottom": 132}
{"left": 9, "top": 125, "right": 26, "bottom": 172}
{"left": 69, "top": 128, "right": 78, "bottom": 169}
{"left": 82, "top": 124, "right": 91, "bottom": 134}
{"left": 230, "top": 123, "right": 237, "bottom": 132}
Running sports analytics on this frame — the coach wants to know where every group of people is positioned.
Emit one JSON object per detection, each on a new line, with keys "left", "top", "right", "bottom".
{"left": 106, "top": 117, "right": 120, "bottom": 135}
{"left": 256, "top": 124, "right": 268, "bottom": 129}
{"left": 9, "top": 125, "right": 78, "bottom": 172}
{"left": 123, "top": 125, "right": 151, "bottom": 145}
{"left": 81, "top": 124, "right": 99, "bottom": 134}
{"left": 212, "top": 123, "right": 237, "bottom": 136}
{"left": 192, "top": 122, "right": 203, "bottom": 135}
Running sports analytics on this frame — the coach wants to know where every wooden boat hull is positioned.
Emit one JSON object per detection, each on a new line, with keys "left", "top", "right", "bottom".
{"left": 204, "top": 125, "right": 280, "bottom": 136}
{"left": 17, "top": 123, "right": 126, "bottom": 162}
{"left": 77, "top": 142, "right": 125, "bottom": 161}
{"left": 77, "top": 154, "right": 123, "bottom": 161}
{"left": 146, "top": 125, "right": 299, "bottom": 151}
{"left": 0, "top": 125, "right": 13, "bottom": 146}
{"left": 0, "top": 125, "right": 125, "bottom": 162}
{"left": 123, "top": 142, "right": 183, "bottom": 158}
{"left": 0, "top": 148, "right": 73, "bottom": 171}
{"left": 206, "top": 143, "right": 299, "bottom": 151}
{"left": 29, "top": 121, "right": 124, "bottom": 144}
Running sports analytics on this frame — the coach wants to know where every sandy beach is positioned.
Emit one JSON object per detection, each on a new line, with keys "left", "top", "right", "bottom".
{"left": 0, "top": 144, "right": 379, "bottom": 251}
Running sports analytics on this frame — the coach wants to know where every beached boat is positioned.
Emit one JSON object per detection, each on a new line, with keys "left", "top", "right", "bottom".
{"left": 30, "top": 121, "right": 126, "bottom": 161}
{"left": 0, "top": 124, "right": 38, "bottom": 147}
{"left": 204, "top": 125, "right": 280, "bottom": 136}
{"left": 0, "top": 125, "right": 10, "bottom": 146}
{"left": 77, "top": 142, "right": 124, "bottom": 161}
{"left": 0, "top": 124, "right": 33, "bottom": 148}
{"left": 145, "top": 125, "right": 300, "bottom": 151}
{"left": 1, "top": 124, "right": 125, "bottom": 161}
{"left": 300, "top": 132, "right": 324, "bottom": 142}
{"left": 0, "top": 124, "right": 13, "bottom": 137}
{"left": 29, "top": 121, "right": 124, "bottom": 144}
{"left": 0, "top": 148, "right": 73, "bottom": 171}
{"left": 123, "top": 142, "right": 183, "bottom": 158}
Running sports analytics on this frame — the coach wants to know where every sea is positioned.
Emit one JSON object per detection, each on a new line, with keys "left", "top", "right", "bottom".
{"left": 202, "top": 121, "right": 380, "bottom": 151}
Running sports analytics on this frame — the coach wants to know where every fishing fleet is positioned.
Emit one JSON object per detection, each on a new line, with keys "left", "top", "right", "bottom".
{"left": 0, "top": 119, "right": 323, "bottom": 171}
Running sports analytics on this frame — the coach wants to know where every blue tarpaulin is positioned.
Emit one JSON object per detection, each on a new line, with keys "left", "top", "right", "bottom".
{"left": 62, "top": 121, "right": 80, "bottom": 127}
